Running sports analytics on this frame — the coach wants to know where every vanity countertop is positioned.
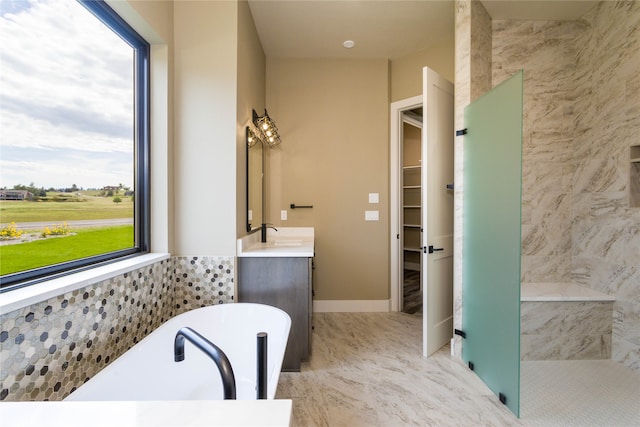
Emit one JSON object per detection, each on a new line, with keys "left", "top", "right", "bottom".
{"left": 237, "top": 227, "right": 314, "bottom": 257}
{"left": 0, "top": 400, "right": 292, "bottom": 427}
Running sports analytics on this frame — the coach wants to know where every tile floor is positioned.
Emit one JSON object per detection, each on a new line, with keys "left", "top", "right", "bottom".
{"left": 276, "top": 312, "right": 640, "bottom": 426}
{"left": 521, "top": 359, "right": 640, "bottom": 426}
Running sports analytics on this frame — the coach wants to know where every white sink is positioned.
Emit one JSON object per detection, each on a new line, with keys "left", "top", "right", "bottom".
{"left": 272, "top": 240, "right": 303, "bottom": 247}
{"left": 237, "top": 227, "right": 314, "bottom": 257}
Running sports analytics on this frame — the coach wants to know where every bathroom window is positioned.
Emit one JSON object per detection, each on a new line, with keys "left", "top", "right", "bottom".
{"left": 0, "top": 0, "right": 150, "bottom": 290}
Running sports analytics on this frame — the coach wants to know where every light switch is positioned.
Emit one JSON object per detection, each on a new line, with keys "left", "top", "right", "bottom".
{"left": 368, "top": 193, "right": 379, "bottom": 204}
{"left": 281, "top": 210, "right": 288, "bottom": 221}
{"left": 248, "top": 210, "right": 253, "bottom": 221}
{"left": 365, "top": 210, "right": 379, "bottom": 221}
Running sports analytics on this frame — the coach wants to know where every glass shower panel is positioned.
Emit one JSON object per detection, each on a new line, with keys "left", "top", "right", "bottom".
{"left": 462, "top": 70, "right": 523, "bottom": 417}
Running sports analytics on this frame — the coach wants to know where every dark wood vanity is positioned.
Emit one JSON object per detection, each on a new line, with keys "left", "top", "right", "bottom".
{"left": 237, "top": 256, "right": 313, "bottom": 372}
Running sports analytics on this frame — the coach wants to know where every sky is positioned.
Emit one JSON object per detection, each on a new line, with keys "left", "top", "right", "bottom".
{"left": 0, "top": 0, "right": 135, "bottom": 190}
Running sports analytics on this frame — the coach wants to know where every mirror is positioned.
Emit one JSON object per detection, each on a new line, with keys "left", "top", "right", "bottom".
{"left": 246, "top": 126, "right": 263, "bottom": 232}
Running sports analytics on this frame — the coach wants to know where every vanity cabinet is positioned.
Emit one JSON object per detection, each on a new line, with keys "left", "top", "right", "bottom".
{"left": 237, "top": 256, "right": 313, "bottom": 372}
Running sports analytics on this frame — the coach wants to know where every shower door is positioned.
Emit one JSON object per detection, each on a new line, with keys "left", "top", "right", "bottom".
{"left": 462, "top": 70, "right": 523, "bottom": 417}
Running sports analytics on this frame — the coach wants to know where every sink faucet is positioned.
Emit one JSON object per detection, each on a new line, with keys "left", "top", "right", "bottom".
{"left": 174, "top": 327, "right": 236, "bottom": 399}
{"left": 261, "top": 223, "right": 278, "bottom": 243}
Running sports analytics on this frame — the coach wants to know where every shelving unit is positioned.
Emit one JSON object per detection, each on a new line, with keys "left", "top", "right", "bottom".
{"left": 631, "top": 144, "right": 640, "bottom": 208}
{"left": 403, "top": 167, "right": 421, "bottom": 269}
{"left": 402, "top": 121, "right": 422, "bottom": 272}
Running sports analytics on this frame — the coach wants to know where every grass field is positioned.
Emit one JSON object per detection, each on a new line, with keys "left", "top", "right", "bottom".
{"left": 0, "top": 192, "right": 134, "bottom": 276}
{"left": 0, "top": 192, "right": 133, "bottom": 223}
{"left": 0, "top": 225, "right": 134, "bottom": 275}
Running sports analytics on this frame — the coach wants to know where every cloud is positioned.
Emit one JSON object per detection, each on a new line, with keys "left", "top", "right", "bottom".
{"left": 0, "top": 146, "right": 132, "bottom": 190}
{"left": 0, "top": 0, "right": 135, "bottom": 189}
{"left": 0, "top": 1, "right": 33, "bottom": 17}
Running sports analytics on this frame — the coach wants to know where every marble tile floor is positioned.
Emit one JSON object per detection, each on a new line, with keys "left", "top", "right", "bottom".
{"left": 276, "top": 312, "right": 520, "bottom": 426}
{"left": 276, "top": 312, "right": 640, "bottom": 427}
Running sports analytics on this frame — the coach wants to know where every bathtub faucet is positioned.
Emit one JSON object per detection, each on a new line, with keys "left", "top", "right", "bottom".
{"left": 174, "top": 327, "right": 237, "bottom": 399}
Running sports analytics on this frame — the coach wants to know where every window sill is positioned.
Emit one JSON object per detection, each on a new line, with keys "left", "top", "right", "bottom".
{"left": 0, "top": 253, "right": 170, "bottom": 314}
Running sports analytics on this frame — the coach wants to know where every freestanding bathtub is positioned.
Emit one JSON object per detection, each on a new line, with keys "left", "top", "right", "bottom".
{"left": 65, "top": 303, "right": 291, "bottom": 401}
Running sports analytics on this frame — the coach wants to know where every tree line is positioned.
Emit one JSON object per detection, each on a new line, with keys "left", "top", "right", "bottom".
{"left": 2, "top": 183, "right": 131, "bottom": 196}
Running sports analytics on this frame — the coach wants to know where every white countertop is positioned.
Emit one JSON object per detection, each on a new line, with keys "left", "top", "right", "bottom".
{"left": 237, "top": 227, "right": 314, "bottom": 257}
{"left": 0, "top": 400, "right": 292, "bottom": 427}
{"left": 521, "top": 282, "right": 615, "bottom": 302}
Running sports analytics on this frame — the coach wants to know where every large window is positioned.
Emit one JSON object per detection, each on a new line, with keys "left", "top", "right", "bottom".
{"left": 0, "top": 0, "right": 149, "bottom": 290}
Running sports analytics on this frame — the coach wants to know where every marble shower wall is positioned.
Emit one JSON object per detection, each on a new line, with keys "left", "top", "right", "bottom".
{"left": 571, "top": 1, "right": 640, "bottom": 371}
{"left": 492, "top": 19, "right": 582, "bottom": 284}
{"left": 0, "top": 256, "right": 235, "bottom": 401}
{"left": 491, "top": 1, "right": 639, "bottom": 371}
{"left": 521, "top": 300, "right": 613, "bottom": 361}
{"left": 452, "top": 0, "right": 493, "bottom": 359}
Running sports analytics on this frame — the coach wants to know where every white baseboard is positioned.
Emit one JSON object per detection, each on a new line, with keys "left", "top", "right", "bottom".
{"left": 313, "top": 300, "right": 390, "bottom": 313}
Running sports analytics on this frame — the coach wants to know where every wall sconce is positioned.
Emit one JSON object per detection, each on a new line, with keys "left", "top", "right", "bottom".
{"left": 252, "top": 109, "right": 282, "bottom": 147}
{"left": 246, "top": 126, "right": 261, "bottom": 147}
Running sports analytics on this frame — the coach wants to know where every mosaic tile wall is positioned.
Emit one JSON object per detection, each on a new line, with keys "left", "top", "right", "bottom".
{"left": 0, "top": 255, "right": 235, "bottom": 401}
{"left": 173, "top": 256, "right": 235, "bottom": 316}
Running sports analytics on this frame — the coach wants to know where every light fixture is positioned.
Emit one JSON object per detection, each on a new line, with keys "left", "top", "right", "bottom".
{"left": 252, "top": 109, "right": 282, "bottom": 147}
{"left": 343, "top": 40, "right": 355, "bottom": 49}
{"left": 246, "top": 126, "right": 261, "bottom": 147}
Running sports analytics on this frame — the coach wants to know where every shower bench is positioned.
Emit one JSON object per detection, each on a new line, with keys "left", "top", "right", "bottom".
{"left": 520, "top": 283, "right": 615, "bottom": 361}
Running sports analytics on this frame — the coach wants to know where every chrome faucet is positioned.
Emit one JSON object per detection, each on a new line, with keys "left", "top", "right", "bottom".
{"left": 261, "top": 223, "right": 278, "bottom": 243}
{"left": 174, "top": 327, "right": 236, "bottom": 399}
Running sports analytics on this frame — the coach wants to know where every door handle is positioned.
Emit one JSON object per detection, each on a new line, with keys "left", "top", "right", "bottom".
{"left": 427, "top": 245, "right": 444, "bottom": 254}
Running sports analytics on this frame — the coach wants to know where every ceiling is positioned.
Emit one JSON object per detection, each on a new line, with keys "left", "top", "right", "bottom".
{"left": 247, "top": 0, "right": 599, "bottom": 59}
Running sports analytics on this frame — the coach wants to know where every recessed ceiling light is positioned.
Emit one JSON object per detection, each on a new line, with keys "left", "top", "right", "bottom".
{"left": 342, "top": 40, "right": 355, "bottom": 49}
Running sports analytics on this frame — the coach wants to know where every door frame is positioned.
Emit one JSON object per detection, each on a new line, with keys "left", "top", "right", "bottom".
{"left": 390, "top": 95, "right": 422, "bottom": 312}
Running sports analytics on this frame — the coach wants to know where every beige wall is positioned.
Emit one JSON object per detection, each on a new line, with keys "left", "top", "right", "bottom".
{"left": 173, "top": 1, "right": 239, "bottom": 256}
{"left": 236, "top": 0, "right": 266, "bottom": 237}
{"left": 108, "top": 1, "right": 175, "bottom": 253}
{"left": 266, "top": 59, "right": 390, "bottom": 301}
{"left": 111, "top": 0, "right": 457, "bottom": 304}
{"left": 113, "top": 0, "right": 173, "bottom": 44}
{"left": 115, "top": 1, "right": 265, "bottom": 254}
{"left": 390, "top": 36, "right": 455, "bottom": 102}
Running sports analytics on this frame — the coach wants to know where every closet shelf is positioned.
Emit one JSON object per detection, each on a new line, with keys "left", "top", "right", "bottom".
{"left": 403, "top": 165, "right": 421, "bottom": 171}
{"left": 631, "top": 158, "right": 640, "bottom": 163}
{"left": 404, "top": 224, "right": 421, "bottom": 228}
{"left": 403, "top": 205, "right": 420, "bottom": 209}
{"left": 403, "top": 185, "right": 421, "bottom": 189}
{"left": 403, "top": 246, "right": 421, "bottom": 253}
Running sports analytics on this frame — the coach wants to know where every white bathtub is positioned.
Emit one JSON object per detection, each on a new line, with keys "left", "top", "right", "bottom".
{"left": 65, "top": 303, "right": 291, "bottom": 401}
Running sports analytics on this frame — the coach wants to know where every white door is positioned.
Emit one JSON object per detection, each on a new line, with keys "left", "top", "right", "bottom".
{"left": 422, "top": 67, "right": 454, "bottom": 357}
